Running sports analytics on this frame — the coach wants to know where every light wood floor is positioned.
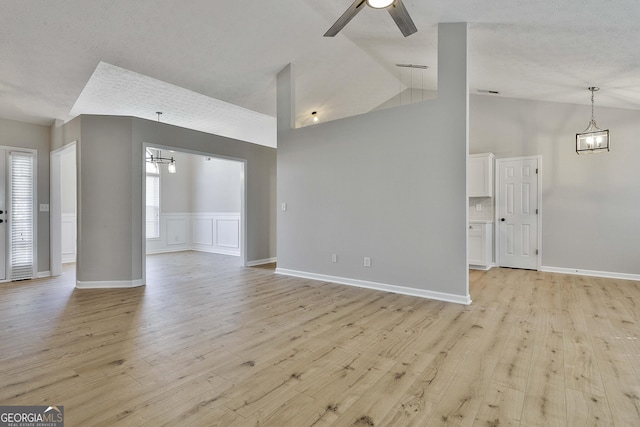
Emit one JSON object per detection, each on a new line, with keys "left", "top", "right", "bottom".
{"left": 1, "top": 252, "right": 639, "bottom": 426}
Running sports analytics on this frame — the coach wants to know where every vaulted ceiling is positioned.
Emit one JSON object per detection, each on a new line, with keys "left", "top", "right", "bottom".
{"left": 2, "top": 0, "right": 639, "bottom": 146}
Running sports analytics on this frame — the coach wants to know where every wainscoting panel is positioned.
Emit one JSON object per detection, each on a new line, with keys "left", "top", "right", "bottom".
{"left": 216, "top": 219, "right": 240, "bottom": 248}
{"left": 146, "top": 213, "right": 191, "bottom": 254}
{"left": 166, "top": 218, "right": 188, "bottom": 246}
{"left": 192, "top": 213, "right": 240, "bottom": 256}
{"left": 192, "top": 218, "right": 214, "bottom": 246}
{"left": 147, "top": 212, "right": 240, "bottom": 256}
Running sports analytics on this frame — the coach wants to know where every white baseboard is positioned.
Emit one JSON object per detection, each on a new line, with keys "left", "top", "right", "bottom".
{"left": 540, "top": 266, "right": 640, "bottom": 282}
{"left": 275, "top": 268, "right": 471, "bottom": 305}
{"left": 37, "top": 271, "right": 51, "bottom": 278}
{"left": 76, "top": 279, "right": 145, "bottom": 289}
{"left": 146, "top": 247, "right": 190, "bottom": 255}
{"left": 246, "top": 257, "right": 277, "bottom": 267}
{"left": 191, "top": 245, "right": 240, "bottom": 257}
{"left": 146, "top": 247, "right": 240, "bottom": 257}
{"left": 62, "top": 254, "right": 76, "bottom": 263}
{"left": 469, "top": 264, "right": 492, "bottom": 271}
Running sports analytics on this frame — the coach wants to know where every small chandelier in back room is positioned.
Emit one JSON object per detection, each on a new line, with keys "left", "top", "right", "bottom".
{"left": 576, "top": 87, "right": 610, "bottom": 154}
{"left": 145, "top": 112, "right": 177, "bottom": 173}
{"left": 146, "top": 149, "right": 176, "bottom": 174}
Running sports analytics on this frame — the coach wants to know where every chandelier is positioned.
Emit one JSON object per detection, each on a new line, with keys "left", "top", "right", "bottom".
{"left": 576, "top": 87, "right": 610, "bottom": 154}
{"left": 146, "top": 149, "right": 176, "bottom": 174}
{"left": 146, "top": 112, "right": 176, "bottom": 173}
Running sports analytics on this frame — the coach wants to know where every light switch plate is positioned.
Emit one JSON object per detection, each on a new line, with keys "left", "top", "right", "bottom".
{"left": 40, "top": 204, "right": 50, "bottom": 212}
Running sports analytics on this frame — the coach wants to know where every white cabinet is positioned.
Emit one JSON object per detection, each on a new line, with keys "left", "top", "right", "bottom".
{"left": 468, "top": 153, "right": 495, "bottom": 197}
{"left": 469, "top": 222, "right": 493, "bottom": 270}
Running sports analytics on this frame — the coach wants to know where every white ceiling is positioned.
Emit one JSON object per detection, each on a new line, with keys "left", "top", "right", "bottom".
{"left": 2, "top": 0, "right": 640, "bottom": 145}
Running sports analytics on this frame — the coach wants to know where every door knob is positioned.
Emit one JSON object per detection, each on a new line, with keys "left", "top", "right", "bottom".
{"left": 501, "top": 218, "right": 506, "bottom": 222}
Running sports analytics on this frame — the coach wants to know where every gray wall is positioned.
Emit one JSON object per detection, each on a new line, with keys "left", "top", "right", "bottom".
{"left": 158, "top": 151, "right": 191, "bottom": 213}
{"left": 0, "top": 117, "right": 51, "bottom": 274}
{"left": 191, "top": 156, "right": 242, "bottom": 213}
{"left": 276, "top": 23, "right": 469, "bottom": 299}
{"left": 156, "top": 152, "right": 242, "bottom": 214}
{"left": 470, "top": 94, "right": 640, "bottom": 275}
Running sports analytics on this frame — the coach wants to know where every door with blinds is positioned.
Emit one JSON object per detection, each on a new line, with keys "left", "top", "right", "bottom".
{"left": 0, "top": 149, "right": 36, "bottom": 281}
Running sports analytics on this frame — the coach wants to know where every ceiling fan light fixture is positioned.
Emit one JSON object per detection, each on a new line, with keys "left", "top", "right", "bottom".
{"left": 324, "top": 0, "right": 416, "bottom": 37}
{"left": 366, "top": 0, "right": 395, "bottom": 9}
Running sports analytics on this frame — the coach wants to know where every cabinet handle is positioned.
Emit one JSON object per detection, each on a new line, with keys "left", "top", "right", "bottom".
{"left": 501, "top": 218, "right": 506, "bottom": 222}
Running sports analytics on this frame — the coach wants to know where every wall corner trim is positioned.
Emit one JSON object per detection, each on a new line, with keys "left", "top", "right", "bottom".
{"left": 540, "top": 266, "right": 640, "bottom": 282}
{"left": 275, "top": 268, "right": 471, "bottom": 305}
{"left": 76, "top": 279, "right": 145, "bottom": 289}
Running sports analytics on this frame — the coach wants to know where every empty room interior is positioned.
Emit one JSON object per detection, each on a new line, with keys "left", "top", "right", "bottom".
{"left": 1, "top": 1, "right": 639, "bottom": 426}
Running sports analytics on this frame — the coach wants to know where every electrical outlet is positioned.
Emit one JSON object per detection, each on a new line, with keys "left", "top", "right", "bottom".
{"left": 475, "top": 203, "right": 482, "bottom": 211}
{"left": 364, "top": 257, "right": 371, "bottom": 267}
{"left": 281, "top": 202, "right": 287, "bottom": 211}
{"left": 331, "top": 253, "right": 337, "bottom": 263}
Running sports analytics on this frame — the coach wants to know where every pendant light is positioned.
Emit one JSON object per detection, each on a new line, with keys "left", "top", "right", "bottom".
{"left": 145, "top": 112, "right": 178, "bottom": 173}
{"left": 576, "top": 87, "right": 610, "bottom": 154}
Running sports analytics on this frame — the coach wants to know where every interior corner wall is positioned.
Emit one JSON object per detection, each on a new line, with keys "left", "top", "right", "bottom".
{"left": 470, "top": 94, "right": 640, "bottom": 275}
{"left": 276, "top": 23, "right": 470, "bottom": 302}
{"left": 0, "top": 117, "right": 51, "bottom": 274}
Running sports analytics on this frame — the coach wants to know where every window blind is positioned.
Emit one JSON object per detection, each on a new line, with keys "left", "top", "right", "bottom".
{"left": 10, "top": 152, "right": 35, "bottom": 281}
{"left": 146, "top": 174, "right": 160, "bottom": 238}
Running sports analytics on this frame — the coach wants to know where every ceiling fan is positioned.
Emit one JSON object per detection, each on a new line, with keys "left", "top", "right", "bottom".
{"left": 324, "top": 0, "right": 418, "bottom": 38}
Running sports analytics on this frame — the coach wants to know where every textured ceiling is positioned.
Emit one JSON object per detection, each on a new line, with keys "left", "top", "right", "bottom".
{"left": 1, "top": 0, "right": 640, "bottom": 145}
{"left": 70, "top": 62, "right": 276, "bottom": 147}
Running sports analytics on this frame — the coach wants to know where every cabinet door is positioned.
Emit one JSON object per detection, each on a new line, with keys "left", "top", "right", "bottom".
{"left": 468, "top": 154, "right": 494, "bottom": 197}
{"left": 468, "top": 224, "right": 484, "bottom": 265}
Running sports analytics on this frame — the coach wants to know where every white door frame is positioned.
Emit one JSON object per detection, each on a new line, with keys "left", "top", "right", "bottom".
{"left": 494, "top": 155, "right": 543, "bottom": 270}
{"left": 50, "top": 141, "right": 77, "bottom": 277}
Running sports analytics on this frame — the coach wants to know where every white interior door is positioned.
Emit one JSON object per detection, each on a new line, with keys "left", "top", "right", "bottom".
{"left": 497, "top": 157, "right": 540, "bottom": 270}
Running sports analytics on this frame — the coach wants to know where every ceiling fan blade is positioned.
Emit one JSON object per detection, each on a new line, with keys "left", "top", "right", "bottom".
{"left": 324, "top": 0, "right": 367, "bottom": 37}
{"left": 387, "top": 0, "right": 418, "bottom": 37}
